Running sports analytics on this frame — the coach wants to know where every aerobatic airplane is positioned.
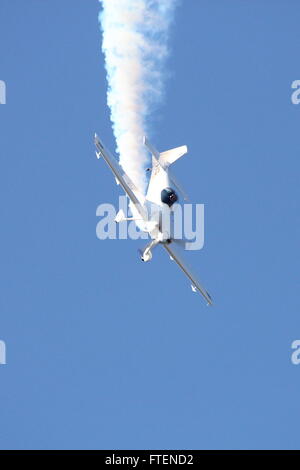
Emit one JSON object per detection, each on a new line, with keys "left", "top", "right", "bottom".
{"left": 95, "top": 134, "right": 212, "bottom": 305}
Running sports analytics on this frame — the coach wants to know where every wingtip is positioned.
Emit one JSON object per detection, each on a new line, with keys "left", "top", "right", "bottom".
{"left": 206, "top": 292, "right": 213, "bottom": 306}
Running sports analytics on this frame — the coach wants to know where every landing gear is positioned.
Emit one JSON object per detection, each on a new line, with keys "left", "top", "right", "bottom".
{"left": 139, "top": 250, "right": 153, "bottom": 262}
{"left": 138, "top": 239, "right": 160, "bottom": 262}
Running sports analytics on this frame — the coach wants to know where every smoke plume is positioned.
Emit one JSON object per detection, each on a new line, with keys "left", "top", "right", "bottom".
{"left": 99, "top": 0, "right": 178, "bottom": 191}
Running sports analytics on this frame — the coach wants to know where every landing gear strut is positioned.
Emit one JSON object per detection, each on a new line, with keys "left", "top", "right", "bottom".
{"left": 138, "top": 239, "right": 160, "bottom": 262}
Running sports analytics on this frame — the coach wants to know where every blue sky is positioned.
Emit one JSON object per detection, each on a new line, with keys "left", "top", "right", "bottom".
{"left": 0, "top": 0, "right": 300, "bottom": 450}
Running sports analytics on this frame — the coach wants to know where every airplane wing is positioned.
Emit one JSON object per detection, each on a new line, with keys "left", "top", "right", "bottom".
{"left": 95, "top": 134, "right": 145, "bottom": 209}
{"left": 162, "top": 242, "right": 213, "bottom": 306}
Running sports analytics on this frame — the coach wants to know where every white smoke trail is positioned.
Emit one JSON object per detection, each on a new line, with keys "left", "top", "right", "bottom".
{"left": 99, "top": 0, "right": 178, "bottom": 192}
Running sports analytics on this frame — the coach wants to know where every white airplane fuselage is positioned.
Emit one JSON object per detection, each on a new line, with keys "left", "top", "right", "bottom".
{"left": 130, "top": 164, "right": 175, "bottom": 244}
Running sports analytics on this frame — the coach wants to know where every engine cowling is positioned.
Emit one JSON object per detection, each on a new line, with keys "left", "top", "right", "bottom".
{"left": 161, "top": 187, "right": 178, "bottom": 207}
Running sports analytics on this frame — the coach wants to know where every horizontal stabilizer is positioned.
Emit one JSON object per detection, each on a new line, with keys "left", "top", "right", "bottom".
{"left": 115, "top": 209, "right": 125, "bottom": 223}
{"left": 159, "top": 145, "right": 187, "bottom": 168}
{"left": 143, "top": 136, "right": 187, "bottom": 168}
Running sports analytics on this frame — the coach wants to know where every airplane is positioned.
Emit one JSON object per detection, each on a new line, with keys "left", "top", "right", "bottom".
{"left": 94, "top": 133, "right": 213, "bottom": 305}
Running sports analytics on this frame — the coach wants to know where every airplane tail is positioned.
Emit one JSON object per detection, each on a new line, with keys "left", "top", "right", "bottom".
{"left": 143, "top": 136, "right": 187, "bottom": 169}
{"left": 143, "top": 136, "right": 189, "bottom": 201}
{"left": 159, "top": 145, "right": 187, "bottom": 167}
